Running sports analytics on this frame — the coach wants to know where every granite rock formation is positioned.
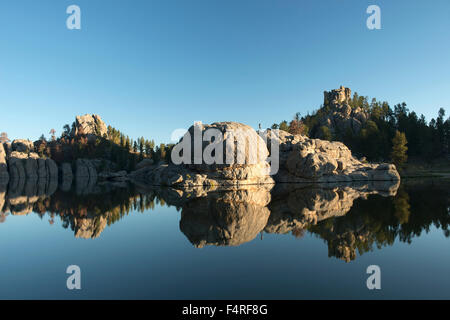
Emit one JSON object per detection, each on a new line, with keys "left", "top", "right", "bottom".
{"left": 262, "top": 129, "right": 400, "bottom": 183}
{"left": 319, "top": 86, "right": 369, "bottom": 136}
{"left": 130, "top": 122, "right": 275, "bottom": 187}
{"left": 71, "top": 114, "right": 108, "bottom": 140}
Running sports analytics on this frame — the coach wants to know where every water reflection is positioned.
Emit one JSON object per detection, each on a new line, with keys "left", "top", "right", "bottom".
{"left": 1, "top": 178, "right": 449, "bottom": 262}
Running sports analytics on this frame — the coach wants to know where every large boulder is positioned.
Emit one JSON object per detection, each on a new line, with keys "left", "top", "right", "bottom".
{"left": 131, "top": 122, "right": 275, "bottom": 187}
{"left": 71, "top": 114, "right": 108, "bottom": 139}
{"left": 182, "top": 122, "right": 270, "bottom": 178}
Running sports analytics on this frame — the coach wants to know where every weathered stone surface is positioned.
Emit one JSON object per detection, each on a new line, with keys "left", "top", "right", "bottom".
{"left": 324, "top": 86, "right": 352, "bottom": 105}
{"left": 261, "top": 129, "right": 400, "bottom": 183}
{"left": 71, "top": 114, "right": 108, "bottom": 139}
{"left": 317, "top": 86, "right": 369, "bottom": 136}
{"left": 11, "top": 139, "right": 34, "bottom": 153}
{"left": 130, "top": 122, "right": 274, "bottom": 187}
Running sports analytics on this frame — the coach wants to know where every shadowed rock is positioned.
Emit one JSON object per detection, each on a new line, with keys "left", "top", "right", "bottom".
{"left": 75, "top": 159, "right": 98, "bottom": 194}
{"left": 60, "top": 162, "right": 73, "bottom": 192}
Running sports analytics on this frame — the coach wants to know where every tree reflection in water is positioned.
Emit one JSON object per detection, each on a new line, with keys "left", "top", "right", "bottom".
{"left": 0, "top": 178, "right": 449, "bottom": 262}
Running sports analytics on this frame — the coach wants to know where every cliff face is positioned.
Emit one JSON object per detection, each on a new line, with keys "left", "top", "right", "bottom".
{"left": 1, "top": 141, "right": 59, "bottom": 193}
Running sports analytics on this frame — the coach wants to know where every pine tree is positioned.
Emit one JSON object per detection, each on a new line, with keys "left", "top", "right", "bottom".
{"left": 279, "top": 121, "right": 289, "bottom": 132}
{"left": 391, "top": 130, "right": 408, "bottom": 168}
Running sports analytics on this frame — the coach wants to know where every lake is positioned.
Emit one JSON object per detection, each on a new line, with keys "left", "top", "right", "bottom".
{"left": 0, "top": 178, "right": 449, "bottom": 299}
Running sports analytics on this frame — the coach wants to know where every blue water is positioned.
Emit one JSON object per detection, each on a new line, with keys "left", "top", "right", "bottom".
{"left": 0, "top": 181, "right": 449, "bottom": 299}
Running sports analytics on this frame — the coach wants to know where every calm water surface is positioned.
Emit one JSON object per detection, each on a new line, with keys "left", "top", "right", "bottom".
{"left": 0, "top": 179, "right": 449, "bottom": 299}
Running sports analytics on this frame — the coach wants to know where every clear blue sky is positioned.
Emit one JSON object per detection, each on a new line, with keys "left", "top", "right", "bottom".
{"left": 1, "top": 0, "right": 449, "bottom": 144}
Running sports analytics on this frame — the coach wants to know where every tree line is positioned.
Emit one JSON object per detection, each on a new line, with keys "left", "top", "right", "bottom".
{"left": 32, "top": 122, "right": 174, "bottom": 171}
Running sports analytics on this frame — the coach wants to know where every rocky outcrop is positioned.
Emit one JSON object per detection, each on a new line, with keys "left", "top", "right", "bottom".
{"left": 130, "top": 122, "right": 274, "bottom": 187}
{"left": 11, "top": 139, "right": 34, "bottom": 153}
{"left": 131, "top": 119, "right": 399, "bottom": 188}
{"left": 318, "top": 86, "right": 369, "bottom": 136}
{"left": 71, "top": 114, "right": 108, "bottom": 140}
{"left": 262, "top": 129, "right": 400, "bottom": 183}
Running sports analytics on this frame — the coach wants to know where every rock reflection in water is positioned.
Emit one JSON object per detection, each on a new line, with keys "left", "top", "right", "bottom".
{"left": 179, "top": 185, "right": 273, "bottom": 247}
{"left": 1, "top": 178, "right": 449, "bottom": 263}
{"left": 265, "top": 180, "right": 399, "bottom": 235}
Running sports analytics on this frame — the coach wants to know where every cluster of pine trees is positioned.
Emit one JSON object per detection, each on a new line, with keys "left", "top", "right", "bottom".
{"left": 35, "top": 122, "right": 174, "bottom": 171}
{"left": 272, "top": 92, "right": 450, "bottom": 168}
